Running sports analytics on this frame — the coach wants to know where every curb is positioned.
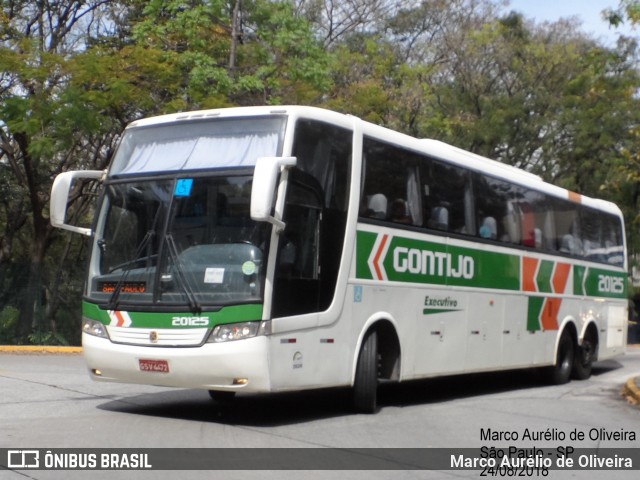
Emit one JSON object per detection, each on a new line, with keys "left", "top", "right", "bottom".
{"left": 0, "top": 345, "right": 83, "bottom": 354}
{"left": 622, "top": 377, "right": 640, "bottom": 405}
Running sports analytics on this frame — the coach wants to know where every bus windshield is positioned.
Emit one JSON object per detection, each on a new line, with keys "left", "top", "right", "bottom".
{"left": 88, "top": 175, "right": 270, "bottom": 309}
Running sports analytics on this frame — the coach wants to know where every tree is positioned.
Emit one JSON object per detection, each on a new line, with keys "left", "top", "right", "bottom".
{"left": 326, "top": 1, "right": 640, "bottom": 199}
{"left": 433, "top": 11, "right": 640, "bottom": 198}
{"left": 0, "top": 0, "right": 333, "bottom": 343}
{"left": 131, "top": 0, "right": 332, "bottom": 107}
{"left": 0, "top": 1, "right": 121, "bottom": 341}
{"left": 0, "top": 0, "right": 187, "bottom": 342}
{"left": 604, "top": 0, "right": 640, "bottom": 27}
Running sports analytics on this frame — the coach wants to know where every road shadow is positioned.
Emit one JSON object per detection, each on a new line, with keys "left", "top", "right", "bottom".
{"left": 98, "top": 386, "right": 352, "bottom": 427}
{"left": 591, "top": 358, "right": 624, "bottom": 376}
{"left": 95, "top": 359, "right": 623, "bottom": 427}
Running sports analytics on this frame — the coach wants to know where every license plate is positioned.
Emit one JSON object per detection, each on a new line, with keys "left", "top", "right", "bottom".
{"left": 139, "top": 359, "right": 169, "bottom": 373}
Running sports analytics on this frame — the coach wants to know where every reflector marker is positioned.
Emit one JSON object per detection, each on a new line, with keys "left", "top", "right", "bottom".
{"left": 568, "top": 191, "right": 582, "bottom": 203}
{"left": 367, "top": 233, "right": 390, "bottom": 281}
{"left": 107, "top": 310, "right": 132, "bottom": 327}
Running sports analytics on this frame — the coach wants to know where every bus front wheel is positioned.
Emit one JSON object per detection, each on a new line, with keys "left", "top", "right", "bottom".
{"left": 353, "top": 330, "right": 379, "bottom": 414}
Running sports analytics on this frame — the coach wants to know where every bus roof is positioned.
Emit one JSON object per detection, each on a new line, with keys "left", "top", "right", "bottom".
{"left": 124, "top": 105, "right": 622, "bottom": 218}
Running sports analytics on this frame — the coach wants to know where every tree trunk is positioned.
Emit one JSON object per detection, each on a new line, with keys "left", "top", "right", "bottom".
{"left": 229, "top": 0, "right": 241, "bottom": 71}
{"left": 15, "top": 217, "right": 51, "bottom": 342}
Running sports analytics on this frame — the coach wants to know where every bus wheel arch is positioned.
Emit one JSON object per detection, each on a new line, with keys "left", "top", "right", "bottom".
{"left": 572, "top": 322, "right": 598, "bottom": 380}
{"left": 352, "top": 319, "right": 401, "bottom": 413}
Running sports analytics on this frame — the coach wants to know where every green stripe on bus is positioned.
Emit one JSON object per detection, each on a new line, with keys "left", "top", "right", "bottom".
{"left": 423, "top": 308, "right": 462, "bottom": 315}
{"left": 583, "top": 266, "right": 628, "bottom": 298}
{"left": 572, "top": 265, "right": 627, "bottom": 298}
{"left": 82, "top": 301, "right": 264, "bottom": 328}
{"left": 573, "top": 265, "right": 587, "bottom": 296}
{"left": 357, "top": 230, "right": 627, "bottom": 299}
{"left": 355, "top": 230, "right": 378, "bottom": 280}
{"left": 536, "top": 260, "right": 554, "bottom": 293}
{"left": 527, "top": 297, "right": 544, "bottom": 331}
{"left": 357, "top": 230, "right": 520, "bottom": 290}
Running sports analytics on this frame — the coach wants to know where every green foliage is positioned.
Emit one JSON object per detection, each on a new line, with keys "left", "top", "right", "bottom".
{"left": 0, "top": 306, "right": 18, "bottom": 343}
{"left": 27, "top": 330, "right": 71, "bottom": 347}
{"left": 129, "top": 0, "right": 331, "bottom": 107}
{"left": 604, "top": 0, "right": 640, "bottom": 26}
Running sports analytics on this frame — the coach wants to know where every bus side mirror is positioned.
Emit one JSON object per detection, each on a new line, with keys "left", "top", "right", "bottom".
{"left": 50, "top": 170, "right": 104, "bottom": 236}
{"left": 251, "top": 156, "right": 296, "bottom": 231}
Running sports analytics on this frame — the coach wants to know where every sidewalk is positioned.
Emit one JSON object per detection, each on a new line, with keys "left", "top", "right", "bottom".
{"left": 622, "top": 375, "right": 640, "bottom": 404}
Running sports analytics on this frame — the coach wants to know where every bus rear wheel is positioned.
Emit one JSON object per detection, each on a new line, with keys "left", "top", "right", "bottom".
{"left": 353, "top": 330, "right": 379, "bottom": 414}
{"left": 546, "top": 330, "right": 574, "bottom": 385}
{"left": 572, "top": 331, "right": 596, "bottom": 380}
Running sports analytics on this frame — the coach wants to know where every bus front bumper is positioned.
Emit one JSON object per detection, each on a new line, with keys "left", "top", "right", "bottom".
{"left": 82, "top": 333, "right": 271, "bottom": 392}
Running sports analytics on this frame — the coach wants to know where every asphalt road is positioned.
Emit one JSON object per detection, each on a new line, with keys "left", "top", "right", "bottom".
{"left": 0, "top": 347, "right": 639, "bottom": 480}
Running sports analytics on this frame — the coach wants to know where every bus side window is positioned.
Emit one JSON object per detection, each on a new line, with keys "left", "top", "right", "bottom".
{"left": 429, "top": 205, "right": 449, "bottom": 231}
{"left": 553, "top": 200, "right": 581, "bottom": 255}
{"left": 367, "top": 193, "right": 388, "bottom": 219}
{"left": 423, "top": 160, "right": 470, "bottom": 234}
{"left": 361, "top": 137, "right": 421, "bottom": 227}
{"left": 390, "top": 198, "right": 412, "bottom": 224}
{"left": 601, "top": 214, "right": 624, "bottom": 266}
{"left": 504, "top": 201, "right": 521, "bottom": 244}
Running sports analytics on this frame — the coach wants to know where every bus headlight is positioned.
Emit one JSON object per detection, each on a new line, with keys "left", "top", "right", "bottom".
{"left": 82, "top": 318, "right": 109, "bottom": 339}
{"left": 207, "top": 321, "right": 268, "bottom": 343}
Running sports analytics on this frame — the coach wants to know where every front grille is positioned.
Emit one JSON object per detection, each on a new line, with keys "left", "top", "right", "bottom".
{"left": 106, "top": 326, "right": 209, "bottom": 346}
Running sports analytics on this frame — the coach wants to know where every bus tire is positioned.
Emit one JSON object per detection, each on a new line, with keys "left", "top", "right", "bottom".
{"left": 546, "top": 330, "right": 574, "bottom": 385}
{"left": 353, "top": 330, "right": 379, "bottom": 413}
{"left": 572, "top": 330, "right": 596, "bottom": 380}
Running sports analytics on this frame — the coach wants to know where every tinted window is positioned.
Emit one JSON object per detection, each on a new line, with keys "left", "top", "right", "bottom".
{"left": 422, "top": 160, "right": 472, "bottom": 234}
{"left": 273, "top": 120, "right": 353, "bottom": 317}
{"left": 361, "top": 138, "right": 423, "bottom": 226}
{"left": 357, "top": 138, "right": 624, "bottom": 268}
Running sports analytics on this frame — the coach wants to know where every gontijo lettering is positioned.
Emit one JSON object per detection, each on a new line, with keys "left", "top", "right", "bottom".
{"left": 394, "top": 246, "right": 474, "bottom": 279}
{"left": 358, "top": 231, "right": 521, "bottom": 290}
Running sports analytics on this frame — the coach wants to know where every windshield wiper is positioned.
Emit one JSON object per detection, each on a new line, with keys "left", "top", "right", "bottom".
{"left": 106, "top": 229, "right": 155, "bottom": 311}
{"left": 164, "top": 233, "right": 202, "bottom": 314}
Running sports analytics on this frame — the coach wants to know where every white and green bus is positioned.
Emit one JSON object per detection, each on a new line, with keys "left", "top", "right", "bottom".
{"left": 50, "top": 106, "right": 628, "bottom": 413}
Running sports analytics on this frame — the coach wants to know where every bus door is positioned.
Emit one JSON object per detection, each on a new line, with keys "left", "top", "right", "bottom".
{"left": 272, "top": 169, "right": 323, "bottom": 317}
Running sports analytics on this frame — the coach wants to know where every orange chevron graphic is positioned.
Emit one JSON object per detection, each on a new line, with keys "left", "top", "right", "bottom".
{"left": 524, "top": 258, "right": 571, "bottom": 331}
{"left": 370, "top": 234, "right": 389, "bottom": 280}
{"left": 541, "top": 297, "right": 562, "bottom": 330}
{"left": 552, "top": 262, "right": 571, "bottom": 294}
{"left": 523, "top": 257, "right": 539, "bottom": 292}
